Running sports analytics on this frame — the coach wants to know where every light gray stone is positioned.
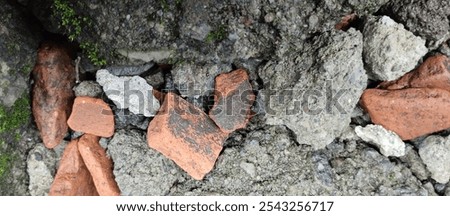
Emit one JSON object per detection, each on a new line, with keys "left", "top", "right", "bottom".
{"left": 259, "top": 29, "right": 367, "bottom": 149}
{"left": 107, "top": 130, "right": 181, "bottom": 195}
{"left": 73, "top": 81, "right": 103, "bottom": 98}
{"left": 27, "top": 144, "right": 56, "bottom": 196}
{"left": 363, "top": 16, "right": 428, "bottom": 81}
{"left": 96, "top": 69, "right": 160, "bottom": 117}
{"left": 355, "top": 124, "right": 406, "bottom": 157}
{"left": 419, "top": 135, "right": 450, "bottom": 184}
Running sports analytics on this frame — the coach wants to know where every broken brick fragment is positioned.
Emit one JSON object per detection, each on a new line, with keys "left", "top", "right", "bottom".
{"left": 360, "top": 88, "right": 450, "bottom": 140}
{"left": 49, "top": 139, "right": 98, "bottom": 196}
{"left": 32, "top": 41, "right": 76, "bottom": 149}
{"left": 147, "top": 92, "right": 228, "bottom": 180}
{"left": 379, "top": 54, "right": 450, "bottom": 91}
{"left": 67, "top": 96, "right": 115, "bottom": 137}
{"left": 209, "top": 69, "right": 255, "bottom": 133}
{"left": 78, "top": 134, "right": 120, "bottom": 196}
{"left": 335, "top": 13, "right": 357, "bottom": 31}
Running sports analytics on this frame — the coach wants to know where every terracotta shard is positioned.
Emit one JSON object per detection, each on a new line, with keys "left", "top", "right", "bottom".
{"left": 379, "top": 54, "right": 450, "bottom": 91}
{"left": 49, "top": 139, "right": 98, "bottom": 196}
{"left": 78, "top": 134, "right": 120, "bottom": 196}
{"left": 360, "top": 88, "right": 450, "bottom": 140}
{"left": 32, "top": 41, "right": 76, "bottom": 149}
{"left": 209, "top": 69, "right": 255, "bottom": 133}
{"left": 147, "top": 92, "right": 228, "bottom": 180}
{"left": 67, "top": 97, "right": 115, "bottom": 137}
{"left": 335, "top": 13, "right": 357, "bottom": 31}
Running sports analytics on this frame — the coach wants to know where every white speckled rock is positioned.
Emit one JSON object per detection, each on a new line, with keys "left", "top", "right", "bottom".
{"left": 419, "top": 135, "right": 450, "bottom": 184}
{"left": 355, "top": 124, "right": 406, "bottom": 157}
{"left": 96, "top": 69, "right": 160, "bottom": 117}
{"left": 363, "top": 16, "right": 428, "bottom": 81}
{"left": 27, "top": 145, "right": 57, "bottom": 196}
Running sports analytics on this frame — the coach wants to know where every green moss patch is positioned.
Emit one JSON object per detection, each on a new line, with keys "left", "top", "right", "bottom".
{"left": 0, "top": 152, "right": 12, "bottom": 178}
{"left": 206, "top": 25, "right": 228, "bottom": 43}
{"left": 52, "top": 0, "right": 106, "bottom": 66}
{"left": 0, "top": 94, "right": 31, "bottom": 133}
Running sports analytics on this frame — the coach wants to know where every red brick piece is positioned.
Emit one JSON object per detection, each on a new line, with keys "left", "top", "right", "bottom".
{"left": 379, "top": 54, "right": 450, "bottom": 91}
{"left": 147, "top": 92, "right": 228, "bottom": 180}
{"left": 68, "top": 96, "right": 114, "bottom": 137}
{"left": 32, "top": 41, "right": 76, "bottom": 149}
{"left": 360, "top": 88, "right": 450, "bottom": 140}
{"left": 335, "top": 13, "right": 357, "bottom": 31}
{"left": 49, "top": 139, "right": 98, "bottom": 196}
{"left": 209, "top": 69, "right": 255, "bottom": 133}
{"left": 78, "top": 134, "right": 120, "bottom": 196}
